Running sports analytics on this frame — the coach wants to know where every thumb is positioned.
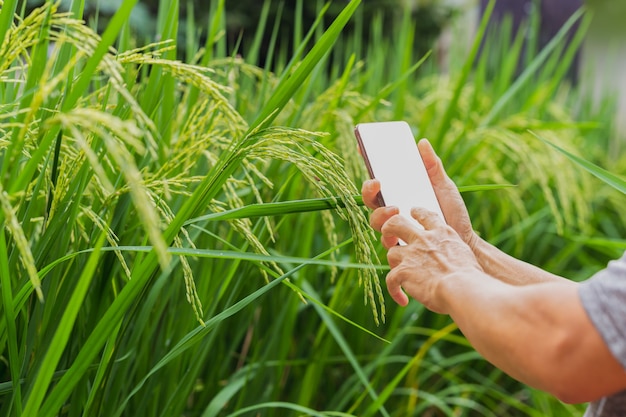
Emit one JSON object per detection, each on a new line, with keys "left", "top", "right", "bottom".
{"left": 418, "top": 139, "right": 450, "bottom": 188}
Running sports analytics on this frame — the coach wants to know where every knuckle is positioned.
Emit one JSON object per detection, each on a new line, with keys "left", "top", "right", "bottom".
{"left": 383, "top": 214, "right": 401, "bottom": 229}
{"left": 411, "top": 207, "right": 427, "bottom": 218}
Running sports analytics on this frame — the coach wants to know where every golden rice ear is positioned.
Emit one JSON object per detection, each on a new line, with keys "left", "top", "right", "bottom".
{"left": 243, "top": 126, "right": 385, "bottom": 324}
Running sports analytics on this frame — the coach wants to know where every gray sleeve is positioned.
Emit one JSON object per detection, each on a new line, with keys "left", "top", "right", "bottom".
{"left": 579, "top": 252, "right": 626, "bottom": 371}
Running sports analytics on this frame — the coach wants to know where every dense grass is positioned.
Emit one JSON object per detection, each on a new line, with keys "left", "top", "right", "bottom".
{"left": 0, "top": 0, "right": 624, "bottom": 416}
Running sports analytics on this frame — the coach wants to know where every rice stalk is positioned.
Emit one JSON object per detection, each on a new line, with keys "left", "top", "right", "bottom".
{"left": 0, "top": 183, "right": 42, "bottom": 300}
{"left": 81, "top": 206, "right": 132, "bottom": 279}
{"left": 2, "top": 0, "right": 598, "bottom": 414}
{"left": 47, "top": 109, "right": 171, "bottom": 269}
{"left": 0, "top": 3, "right": 55, "bottom": 75}
{"left": 117, "top": 48, "right": 245, "bottom": 130}
{"left": 405, "top": 75, "right": 594, "bottom": 240}
{"left": 241, "top": 126, "right": 384, "bottom": 323}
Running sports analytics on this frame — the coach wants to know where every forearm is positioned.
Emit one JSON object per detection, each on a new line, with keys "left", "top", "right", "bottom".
{"left": 438, "top": 270, "right": 626, "bottom": 403}
{"left": 472, "top": 237, "right": 568, "bottom": 285}
{"left": 441, "top": 273, "right": 549, "bottom": 386}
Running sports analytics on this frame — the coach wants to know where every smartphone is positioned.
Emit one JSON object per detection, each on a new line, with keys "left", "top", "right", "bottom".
{"left": 354, "top": 121, "right": 445, "bottom": 238}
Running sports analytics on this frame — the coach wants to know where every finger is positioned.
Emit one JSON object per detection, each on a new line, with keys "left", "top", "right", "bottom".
{"left": 381, "top": 214, "right": 421, "bottom": 245}
{"left": 386, "top": 246, "right": 403, "bottom": 268}
{"left": 418, "top": 139, "right": 458, "bottom": 198}
{"left": 418, "top": 139, "right": 449, "bottom": 186}
{"left": 370, "top": 206, "right": 399, "bottom": 232}
{"left": 361, "top": 179, "right": 382, "bottom": 209}
{"left": 386, "top": 270, "right": 409, "bottom": 306}
{"left": 410, "top": 207, "right": 445, "bottom": 230}
{"left": 381, "top": 234, "right": 399, "bottom": 250}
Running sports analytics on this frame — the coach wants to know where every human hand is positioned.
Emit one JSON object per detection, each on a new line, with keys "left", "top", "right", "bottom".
{"left": 382, "top": 207, "right": 483, "bottom": 312}
{"left": 361, "top": 139, "right": 478, "bottom": 250}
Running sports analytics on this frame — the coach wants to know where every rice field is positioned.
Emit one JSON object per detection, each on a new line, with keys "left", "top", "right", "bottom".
{"left": 0, "top": 0, "right": 624, "bottom": 416}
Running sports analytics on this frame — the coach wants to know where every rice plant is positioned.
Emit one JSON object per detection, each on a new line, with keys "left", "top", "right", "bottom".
{"left": 0, "top": 0, "right": 387, "bottom": 415}
{"left": 0, "top": 0, "right": 621, "bottom": 416}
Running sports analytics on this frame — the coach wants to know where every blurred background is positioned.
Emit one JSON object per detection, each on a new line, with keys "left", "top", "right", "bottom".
{"left": 21, "top": 0, "right": 626, "bottom": 138}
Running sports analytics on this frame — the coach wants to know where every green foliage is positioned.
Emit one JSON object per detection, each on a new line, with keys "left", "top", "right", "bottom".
{"left": 0, "top": 0, "right": 622, "bottom": 416}
{"left": 23, "top": 0, "right": 454, "bottom": 67}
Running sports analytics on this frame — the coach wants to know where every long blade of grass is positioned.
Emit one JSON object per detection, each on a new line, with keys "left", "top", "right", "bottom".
{"left": 201, "top": 367, "right": 259, "bottom": 417}
{"left": 574, "top": 237, "right": 626, "bottom": 251}
{"left": 156, "top": 0, "right": 179, "bottom": 148}
{"left": 22, "top": 232, "right": 106, "bottom": 417}
{"left": 245, "top": 0, "right": 272, "bottom": 67}
{"left": 392, "top": 3, "right": 415, "bottom": 120}
{"left": 293, "top": 0, "right": 304, "bottom": 55}
{"left": 480, "top": 8, "right": 585, "bottom": 127}
{"left": 226, "top": 402, "right": 351, "bottom": 417}
{"left": 362, "top": 322, "right": 459, "bottom": 417}
{"left": 280, "top": 277, "right": 389, "bottom": 344}
{"left": 532, "top": 131, "right": 626, "bottom": 194}
{"left": 355, "top": 51, "right": 431, "bottom": 121}
{"left": 200, "top": 0, "right": 225, "bottom": 65}
{"left": 82, "top": 322, "right": 123, "bottom": 416}
{"left": 0, "top": 0, "right": 18, "bottom": 52}
{"left": 0, "top": 231, "right": 22, "bottom": 415}
{"left": 301, "top": 280, "right": 390, "bottom": 417}
{"left": 39, "top": 4, "right": 364, "bottom": 413}
{"left": 202, "top": 368, "right": 256, "bottom": 417}
{"left": 184, "top": 184, "right": 512, "bottom": 224}
{"left": 249, "top": 0, "right": 361, "bottom": 131}
{"left": 62, "top": 0, "right": 139, "bottom": 112}
{"left": 113, "top": 243, "right": 347, "bottom": 416}
{"left": 78, "top": 246, "right": 389, "bottom": 272}
{"left": 433, "top": 0, "right": 495, "bottom": 144}
{"left": 185, "top": 0, "right": 224, "bottom": 107}
{"left": 185, "top": 196, "right": 363, "bottom": 223}
{"left": 459, "top": 184, "right": 516, "bottom": 192}
{"left": 534, "top": 12, "right": 591, "bottom": 104}
{"left": 11, "top": 0, "right": 140, "bottom": 195}
{"left": 282, "top": 3, "right": 333, "bottom": 126}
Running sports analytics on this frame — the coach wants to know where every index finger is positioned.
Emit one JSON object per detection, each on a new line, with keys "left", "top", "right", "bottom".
{"left": 381, "top": 214, "right": 422, "bottom": 245}
{"left": 361, "top": 179, "right": 383, "bottom": 209}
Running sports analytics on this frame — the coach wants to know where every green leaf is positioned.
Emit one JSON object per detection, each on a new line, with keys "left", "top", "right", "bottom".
{"left": 184, "top": 185, "right": 512, "bottom": 224}
{"left": 0, "top": 232, "right": 22, "bottom": 414}
{"left": 23, "top": 232, "right": 106, "bottom": 417}
{"left": 0, "top": 0, "right": 18, "bottom": 51}
{"left": 249, "top": 0, "right": 361, "bottom": 131}
{"left": 301, "top": 280, "right": 391, "bottom": 417}
{"left": 185, "top": 196, "right": 364, "bottom": 223}
{"left": 62, "top": 0, "right": 140, "bottom": 112}
{"left": 574, "top": 237, "right": 626, "bottom": 251}
{"left": 480, "top": 8, "right": 585, "bottom": 127}
{"left": 226, "top": 402, "right": 353, "bottom": 417}
{"left": 433, "top": 0, "right": 495, "bottom": 143}
{"left": 113, "top": 243, "right": 348, "bottom": 416}
{"left": 532, "top": 131, "right": 626, "bottom": 194}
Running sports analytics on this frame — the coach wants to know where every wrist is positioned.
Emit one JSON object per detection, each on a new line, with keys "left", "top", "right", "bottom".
{"left": 436, "top": 266, "right": 485, "bottom": 314}
{"left": 466, "top": 230, "right": 481, "bottom": 253}
{"left": 469, "top": 235, "right": 494, "bottom": 270}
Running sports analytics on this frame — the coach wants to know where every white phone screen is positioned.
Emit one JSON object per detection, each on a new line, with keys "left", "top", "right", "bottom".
{"left": 355, "top": 121, "right": 445, "bottom": 234}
